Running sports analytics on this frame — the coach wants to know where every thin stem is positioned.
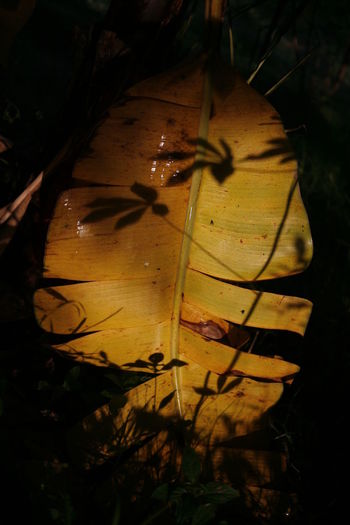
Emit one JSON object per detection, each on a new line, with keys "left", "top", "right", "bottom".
{"left": 247, "top": 52, "right": 270, "bottom": 84}
{"left": 0, "top": 171, "right": 43, "bottom": 224}
{"left": 170, "top": 60, "right": 213, "bottom": 418}
{"left": 264, "top": 50, "right": 313, "bottom": 96}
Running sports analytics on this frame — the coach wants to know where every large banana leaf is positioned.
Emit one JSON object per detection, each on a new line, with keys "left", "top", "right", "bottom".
{"left": 33, "top": 50, "right": 312, "bottom": 489}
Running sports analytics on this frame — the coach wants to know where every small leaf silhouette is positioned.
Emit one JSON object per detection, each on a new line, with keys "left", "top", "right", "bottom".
{"left": 82, "top": 197, "right": 143, "bottom": 223}
{"left": 131, "top": 182, "right": 157, "bottom": 202}
{"left": 152, "top": 203, "right": 169, "bottom": 216}
{"left": 155, "top": 150, "right": 194, "bottom": 161}
{"left": 123, "top": 359, "right": 150, "bottom": 369}
{"left": 162, "top": 358, "right": 188, "bottom": 370}
{"left": 99, "top": 350, "right": 109, "bottom": 363}
{"left": 167, "top": 137, "right": 234, "bottom": 185}
{"left": 115, "top": 207, "right": 146, "bottom": 229}
{"left": 166, "top": 165, "right": 194, "bottom": 185}
{"left": 211, "top": 158, "right": 234, "bottom": 182}
{"left": 71, "top": 316, "right": 87, "bottom": 334}
{"left": 83, "top": 208, "right": 124, "bottom": 223}
{"left": 219, "top": 138, "right": 233, "bottom": 159}
{"left": 217, "top": 374, "right": 227, "bottom": 392}
{"left": 86, "top": 197, "right": 141, "bottom": 209}
{"left": 221, "top": 378, "right": 242, "bottom": 394}
{"left": 243, "top": 138, "right": 294, "bottom": 164}
{"left": 158, "top": 391, "right": 175, "bottom": 410}
{"left": 149, "top": 352, "right": 164, "bottom": 364}
{"left": 188, "top": 137, "right": 221, "bottom": 156}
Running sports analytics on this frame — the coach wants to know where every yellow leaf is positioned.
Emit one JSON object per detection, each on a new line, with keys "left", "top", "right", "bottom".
{"left": 34, "top": 21, "right": 312, "bottom": 477}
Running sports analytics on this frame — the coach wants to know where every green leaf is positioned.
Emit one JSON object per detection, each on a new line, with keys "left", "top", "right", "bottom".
{"left": 152, "top": 483, "right": 169, "bottom": 502}
{"left": 169, "top": 486, "right": 189, "bottom": 503}
{"left": 192, "top": 503, "right": 216, "bottom": 525}
{"left": 202, "top": 482, "right": 239, "bottom": 504}
{"left": 63, "top": 366, "right": 81, "bottom": 391}
{"left": 182, "top": 447, "right": 201, "bottom": 484}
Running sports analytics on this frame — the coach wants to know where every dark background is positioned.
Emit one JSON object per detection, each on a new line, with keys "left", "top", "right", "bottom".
{"left": 0, "top": 1, "right": 349, "bottom": 523}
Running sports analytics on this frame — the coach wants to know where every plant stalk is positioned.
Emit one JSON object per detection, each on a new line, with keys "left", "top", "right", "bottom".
{"left": 170, "top": 0, "right": 225, "bottom": 417}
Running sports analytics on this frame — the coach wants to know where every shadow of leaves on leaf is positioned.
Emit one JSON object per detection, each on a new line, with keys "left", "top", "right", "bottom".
{"left": 294, "top": 234, "right": 309, "bottom": 267}
{"left": 163, "top": 137, "right": 234, "bottom": 185}
{"left": 158, "top": 391, "right": 175, "bottom": 410}
{"left": 35, "top": 287, "right": 123, "bottom": 335}
{"left": 243, "top": 138, "right": 294, "bottom": 164}
{"left": 216, "top": 375, "right": 242, "bottom": 394}
{"left": 193, "top": 386, "right": 217, "bottom": 396}
{"left": 115, "top": 207, "right": 146, "bottom": 228}
{"left": 82, "top": 197, "right": 142, "bottom": 222}
{"left": 193, "top": 376, "right": 242, "bottom": 400}
{"left": 82, "top": 182, "right": 169, "bottom": 229}
{"left": 123, "top": 352, "right": 188, "bottom": 373}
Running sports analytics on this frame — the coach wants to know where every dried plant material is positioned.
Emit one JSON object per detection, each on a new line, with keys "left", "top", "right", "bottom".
{"left": 0, "top": 134, "right": 13, "bottom": 153}
{"left": 0, "top": 172, "right": 43, "bottom": 256}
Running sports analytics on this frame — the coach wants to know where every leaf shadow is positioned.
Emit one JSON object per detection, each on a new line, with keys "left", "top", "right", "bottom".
{"left": 123, "top": 352, "right": 188, "bottom": 374}
{"left": 35, "top": 287, "right": 123, "bottom": 335}
{"left": 65, "top": 348, "right": 293, "bottom": 523}
{"left": 242, "top": 138, "right": 295, "bottom": 165}
{"left": 81, "top": 182, "right": 169, "bottom": 230}
{"left": 165, "top": 137, "right": 234, "bottom": 185}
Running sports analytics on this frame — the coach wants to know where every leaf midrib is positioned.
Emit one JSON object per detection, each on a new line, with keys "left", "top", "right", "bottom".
{"left": 170, "top": 59, "right": 214, "bottom": 417}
